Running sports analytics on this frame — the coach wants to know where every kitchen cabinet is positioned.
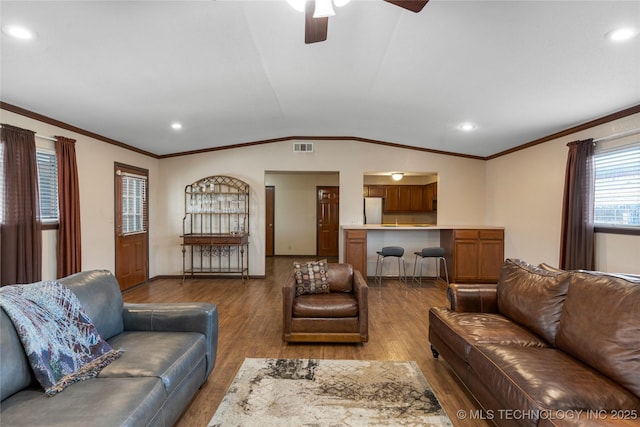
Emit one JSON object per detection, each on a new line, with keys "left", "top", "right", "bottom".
{"left": 363, "top": 186, "right": 385, "bottom": 197}
{"left": 383, "top": 184, "right": 437, "bottom": 213}
{"left": 344, "top": 229, "right": 368, "bottom": 277}
{"left": 423, "top": 183, "right": 437, "bottom": 211}
{"left": 440, "top": 229, "right": 504, "bottom": 283}
{"left": 384, "top": 186, "right": 412, "bottom": 212}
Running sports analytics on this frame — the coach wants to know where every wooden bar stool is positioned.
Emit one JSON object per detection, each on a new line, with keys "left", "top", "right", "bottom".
{"left": 375, "top": 246, "right": 406, "bottom": 284}
{"left": 412, "top": 247, "right": 449, "bottom": 285}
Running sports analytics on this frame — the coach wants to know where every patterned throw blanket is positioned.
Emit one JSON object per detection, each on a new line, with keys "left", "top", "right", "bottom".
{"left": 0, "top": 280, "right": 122, "bottom": 396}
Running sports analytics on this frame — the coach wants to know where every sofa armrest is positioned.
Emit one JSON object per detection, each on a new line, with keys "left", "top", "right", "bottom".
{"left": 122, "top": 302, "right": 218, "bottom": 378}
{"left": 282, "top": 272, "right": 296, "bottom": 337}
{"left": 448, "top": 283, "right": 498, "bottom": 313}
{"left": 353, "top": 270, "right": 369, "bottom": 341}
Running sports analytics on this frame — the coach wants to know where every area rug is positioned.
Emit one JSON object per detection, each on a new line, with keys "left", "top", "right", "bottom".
{"left": 208, "top": 358, "right": 453, "bottom": 427}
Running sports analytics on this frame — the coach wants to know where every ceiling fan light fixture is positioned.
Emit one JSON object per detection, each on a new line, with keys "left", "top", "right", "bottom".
{"left": 287, "top": 0, "right": 306, "bottom": 13}
{"left": 391, "top": 173, "right": 404, "bottom": 181}
{"left": 313, "top": 0, "right": 335, "bottom": 18}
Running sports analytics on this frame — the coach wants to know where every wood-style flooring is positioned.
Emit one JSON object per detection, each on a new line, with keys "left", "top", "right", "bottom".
{"left": 122, "top": 256, "right": 490, "bottom": 427}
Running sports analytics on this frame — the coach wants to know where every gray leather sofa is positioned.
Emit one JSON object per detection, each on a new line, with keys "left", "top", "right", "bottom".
{"left": 0, "top": 270, "right": 218, "bottom": 427}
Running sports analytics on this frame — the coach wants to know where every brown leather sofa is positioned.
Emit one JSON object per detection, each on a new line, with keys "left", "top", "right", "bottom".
{"left": 283, "top": 263, "right": 368, "bottom": 343}
{"left": 429, "top": 258, "right": 640, "bottom": 427}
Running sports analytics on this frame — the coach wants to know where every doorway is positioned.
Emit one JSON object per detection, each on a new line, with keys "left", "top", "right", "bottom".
{"left": 264, "top": 172, "right": 339, "bottom": 257}
{"left": 317, "top": 186, "right": 339, "bottom": 257}
{"left": 265, "top": 186, "right": 275, "bottom": 257}
{"left": 114, "top": 163, "right": 148, "bottom": 290}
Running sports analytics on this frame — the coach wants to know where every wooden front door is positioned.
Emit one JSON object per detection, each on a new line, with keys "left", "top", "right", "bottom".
{"left": 317, "top": 186, "right": 339, "bottom": 257}
{"left": 114, "top": 163, "right": 148, "bottom": 291}
{"left": 265, "top": 186, "right": 275, "bottom": 257}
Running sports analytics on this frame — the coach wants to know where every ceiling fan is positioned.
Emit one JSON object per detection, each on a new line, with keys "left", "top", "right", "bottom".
{"left": 300, "top": 0, "right": 429, "bottom": 44}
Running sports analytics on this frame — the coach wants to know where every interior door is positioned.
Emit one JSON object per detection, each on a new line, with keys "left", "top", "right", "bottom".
{"left": 265, "top": 186, "right": 275, "bottom": 257}
{"left": 317, "top": 186, "right": 339, "bottom": 257}
{"left": 114, "top": 163, "right": 148, "bottom": 291}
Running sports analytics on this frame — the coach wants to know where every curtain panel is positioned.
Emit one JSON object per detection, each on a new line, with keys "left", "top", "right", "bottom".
{"left": 0, "top": 124, "right": 42, "bottom": 286}
{"left": 560, "top": 138, "right": 595, "bottom": 270}
{"left": 55, "top": 136, "right": 81, "bottom": 278}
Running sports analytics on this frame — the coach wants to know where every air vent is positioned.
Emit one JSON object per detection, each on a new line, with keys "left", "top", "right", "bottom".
{"left": 293, "top": 142, "right": 314, "bottom": 153}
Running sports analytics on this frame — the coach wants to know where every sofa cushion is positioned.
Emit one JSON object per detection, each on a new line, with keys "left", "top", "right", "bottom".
{"left": 556, "top": 271, "right": 640, "bottom": 398}
{"left": 293, "top": 293, "right": 358, "bottom": 318}
{"left": 293, "top": 261, "right": 330, "bottom": 296}
{"left": 326, "top": 263, "right": 353, "bottom": 293}
{"left": 497, "top": 259, "right": 571, "bottom": 345}
{"left": 102, "top": 331, "right": 207, "bottom": 396}
{"left": 0, "top": 377, "right": 165, "bottom": 427}
{"left": 429, "top": 307, "right": 548, "bottom": 362}
{"left": 468, "top": 344, "right": 640, "bottom": 426}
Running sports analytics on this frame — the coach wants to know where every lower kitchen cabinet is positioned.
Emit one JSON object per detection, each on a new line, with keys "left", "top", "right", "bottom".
{"left": 440, "top": 229, "right": 504, "bottom": 283}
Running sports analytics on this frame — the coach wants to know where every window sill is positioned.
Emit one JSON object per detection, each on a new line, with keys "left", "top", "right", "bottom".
{"left": 594, "top": 226, "right": 640, "bottom": 236}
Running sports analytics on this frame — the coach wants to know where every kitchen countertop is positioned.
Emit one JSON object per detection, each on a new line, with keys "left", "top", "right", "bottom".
{"left": 341, "top": 224, "right": 504, "bottom": 230}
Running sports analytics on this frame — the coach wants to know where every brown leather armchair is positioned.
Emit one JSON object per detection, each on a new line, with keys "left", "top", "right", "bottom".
{"left": 282, "top": 263, "right": 369, "bottom": 343}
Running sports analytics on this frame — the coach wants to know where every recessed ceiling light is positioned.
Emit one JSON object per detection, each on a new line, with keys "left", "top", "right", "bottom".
{"left": 606, "top": 27, "right": 637, "bottom": 42}
{"left": 2, "top": 25, "right": 36, "bottom": 40}
{"left": 458, "top": 122, "right": 477, "bottom": 132}
{"left": 171, "top": 122, "right": 183, "bottom": 130}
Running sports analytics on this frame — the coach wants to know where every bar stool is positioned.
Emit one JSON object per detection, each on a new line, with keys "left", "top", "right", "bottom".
{"left": 375, "top": 246, "right": 406, "bottom": 284}
{"left": 412, "top": 247, "right": 449, "bottom": 285}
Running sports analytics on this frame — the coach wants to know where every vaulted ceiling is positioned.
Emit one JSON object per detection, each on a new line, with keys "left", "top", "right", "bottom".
{"left": 1, "top": 0, "right": 639, "bottom": 157}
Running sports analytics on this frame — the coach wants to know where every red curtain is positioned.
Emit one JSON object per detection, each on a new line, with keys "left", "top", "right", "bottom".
{"left": 0, "top": 124, "right": 42, "bottom": 286}
{"left": 560, "top": 138, "right": 595, "bottom": 270}
{"left": 55, "top": 136, "right": 81, "bottom": 278}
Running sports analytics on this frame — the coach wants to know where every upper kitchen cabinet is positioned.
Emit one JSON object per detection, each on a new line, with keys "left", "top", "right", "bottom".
{"left": 383, "top": 184, "right": 437, "bottom": 213}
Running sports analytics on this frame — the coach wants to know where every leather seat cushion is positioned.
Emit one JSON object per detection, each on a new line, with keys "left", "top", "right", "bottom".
{"left": 0, "top": 377, "right": 165, "bottom": 427}
{"left": 293, "top": 293, "right": 358, "bottom": 318}
{"left": 102, "top": 331, "right": 207, "bottom": 395}
{"left": 429, "top": 307, "right": 548, "bottom": 362}
{"left": 469, "top": 344, "right": 640, "bottom": 420}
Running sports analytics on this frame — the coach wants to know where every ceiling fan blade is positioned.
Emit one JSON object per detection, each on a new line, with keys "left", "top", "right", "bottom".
{"left": 305, "top": 0, "right": 328, "bottom": 44}
{"left": 383, "top": 0, "right": 429, "bottom": 13}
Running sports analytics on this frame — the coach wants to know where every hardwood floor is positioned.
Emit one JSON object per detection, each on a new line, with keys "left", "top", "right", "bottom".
{"left": 123, "top": 256, "right": 490, "bottom": 427}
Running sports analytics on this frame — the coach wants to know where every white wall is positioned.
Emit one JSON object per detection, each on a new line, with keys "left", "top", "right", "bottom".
{"left": 157, "top": 140, "right": 487, "bottom": 276}
{"left": 1, "top": 109, "right": 160, "bottom": 280}
{"left": 486, "top": 112, "right": 640, "bottom": 274}
{"left": 5, "top": 106, "right": 636, "bottom": 279}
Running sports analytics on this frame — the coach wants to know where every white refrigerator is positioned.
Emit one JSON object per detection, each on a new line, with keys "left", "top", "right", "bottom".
{"left": 364, "top": 197, "right": 383, "bottom": 224}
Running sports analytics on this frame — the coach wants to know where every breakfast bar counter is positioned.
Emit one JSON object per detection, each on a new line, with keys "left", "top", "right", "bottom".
{"left": 342, "top": 224, "right": 505, "bottom": 283}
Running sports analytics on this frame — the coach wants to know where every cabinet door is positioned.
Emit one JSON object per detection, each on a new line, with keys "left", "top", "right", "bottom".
{"left": 384, "top": 186, "right": 400, "bottom": 212}
{"left": 368, "top": 186, "right": 385, "bottom": 197}
{"left": 454, "top": 239, "right": 480, "bottom": 281}
{"left": 410, "top": 186, "right": 424, "bottom": 211}
{"left": 344, "top": 230, "right": 367, "bottom": 277}
{"left": 478, "top": 230, "right": 505, "bottom": 281}
{"left": 363, "top": 186, "right": 369, "bottom": 197}
{"left": 422, "top": 185, "right": 434, "bottom": 211}
{"left": 398, "top": 187, "right": 412, "bottom": 211}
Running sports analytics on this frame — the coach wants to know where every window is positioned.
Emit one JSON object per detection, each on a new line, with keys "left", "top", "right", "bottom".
{"left": 36, "top": 149, "right": 59, "bottom": 223}
{"left": 593, "top": 143, "right": 640, "bottom": 228}
{"left": 120, "top": 173, "right": 147, "bottom": 235}
{"left": 0, "top": 145, "right": 59, "bottom": 224}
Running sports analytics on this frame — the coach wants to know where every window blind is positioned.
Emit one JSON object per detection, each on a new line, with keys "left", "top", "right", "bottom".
{"left": 594, "top": 143, "right": 640, "bottom": 227}
{"left": 36, "top": 149, "right": 59, "bottom": 223}
{"left": 121, "top": 174, "right": 147, "bottom": 234}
